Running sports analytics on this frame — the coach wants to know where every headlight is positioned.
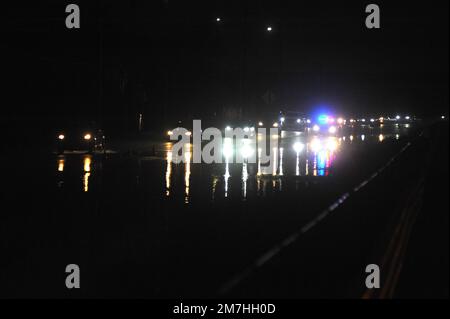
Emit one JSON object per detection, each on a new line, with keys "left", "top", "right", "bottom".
{"left": 84, "top": 134, "right": 92, "bottom": 140}
{"left": 293, "top": 142, "right": 304, "bottom": 153}
{"left": 310, "top": 138, "right": 322, "bottom": 152}
{"left": 58, "top": 134, "right": 65, "bottom": 140}
{"left": 326, "top": 138, "right": 338, "bottom": 151}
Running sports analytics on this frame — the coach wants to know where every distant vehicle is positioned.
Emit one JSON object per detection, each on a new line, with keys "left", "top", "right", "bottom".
{"left": 309, "top": 114, "right": 339, "bottom": 136}
{"left": 56, "top": 121, "right": 106, "bottom": 154}
{"left": 166, "top": 120, "right": 192, "bottom": 140}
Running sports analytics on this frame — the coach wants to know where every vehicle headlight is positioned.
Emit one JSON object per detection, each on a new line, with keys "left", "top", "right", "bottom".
{"left": 84, "top": 134, "right": 92, "bottom": 140}
{"left": 293, "top": 142, "right": 304, "bottom": 153}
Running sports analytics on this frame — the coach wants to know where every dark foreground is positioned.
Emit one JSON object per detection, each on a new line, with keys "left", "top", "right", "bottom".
{"left": 1, "top": 122, "right": 448, "bottom": 298}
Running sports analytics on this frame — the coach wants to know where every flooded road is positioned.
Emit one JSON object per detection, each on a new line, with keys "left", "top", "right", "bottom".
{"left": 0, "top": 123, "right": 433, "bottom": 298}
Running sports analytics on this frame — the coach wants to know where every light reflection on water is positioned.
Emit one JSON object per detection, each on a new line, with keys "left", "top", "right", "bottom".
{"left": 83, "top": 155, "right": 92, "bottom": 192}
{"left": 184, "top": 151, "right": 191, "bottom": 203}
{"left": 165, "top": 151, "right": 172, "bottom": 196}
{"left": 162, "top": 132, "right": 403, "bottom": 202}
{"left": 55, "top": 130, "right": 405, "bottom": 201}
{"left": 55, "top": 154, "right": 93, "bottom": 192}
{"left": 57, "top": 157, "right": 65, "bottom": 172}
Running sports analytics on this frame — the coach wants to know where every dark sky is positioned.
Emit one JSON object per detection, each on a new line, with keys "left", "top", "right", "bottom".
{"left": 2, "top": 0, "right": 449, "bottom": 131}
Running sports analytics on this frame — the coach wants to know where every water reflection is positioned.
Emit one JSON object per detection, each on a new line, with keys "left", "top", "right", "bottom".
{"left": 224, "top": 161, "right": 230, "bottom": 198}
{"left": 164, "top": 129, "right": 408, "bottom": 202}
{"left": 242, "top": 162, "right": 248, "bottom": 199}
{"left": 165, "top": 151, "right": 172, "bottom": 196}
{"left": 57, "top": 157, "right": 65, "bottom": 172}
{"left": 83, "top": 155, "right": 92, "bottom": 192}
{"left": 184, "top": 151, "right": 191, "bottom": 203}
{"left": 314, "top": 150, "right": 333, "bottom": 176}
{"left": 56, "top": 156, "right": 65, "bottom": 188}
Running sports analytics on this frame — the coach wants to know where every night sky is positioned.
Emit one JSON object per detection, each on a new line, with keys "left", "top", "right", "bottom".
{"left": 3, "top": 1, "right": 449, "bottom": 134}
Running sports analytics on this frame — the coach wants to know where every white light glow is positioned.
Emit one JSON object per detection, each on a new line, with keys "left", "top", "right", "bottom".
{"left": 326, "top": 138, "right": 338, "bottom": 152}
{"left": 223, "top": 138, "right": 233, "bottom": 159}
{"left": 293, "top": 142, "right": 304, "bottom": 153}
{"left": 310, "top": 138, "right": 322, "bottom": 153}
{"left": 241, "top": 140, "right": 254, "bottom": 159}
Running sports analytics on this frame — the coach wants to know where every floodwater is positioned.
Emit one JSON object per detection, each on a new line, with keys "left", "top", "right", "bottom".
{"left": 2, "top": 123, "right": 416, "bottom": 298}
{"left": 55, "top": 124, "right": 410, "bottom": 203}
